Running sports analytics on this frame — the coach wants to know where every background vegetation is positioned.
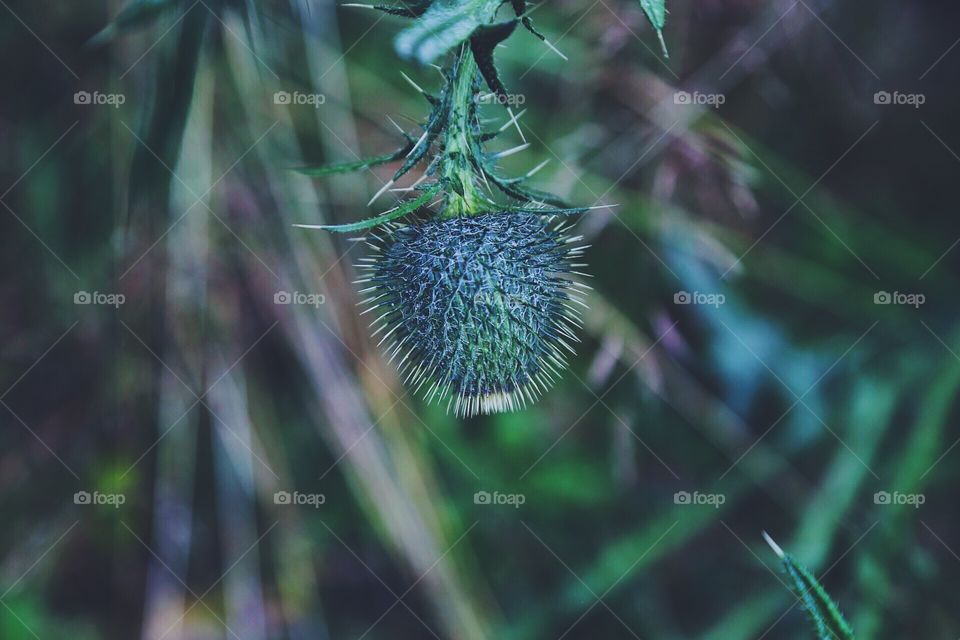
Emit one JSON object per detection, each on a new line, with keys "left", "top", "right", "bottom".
{"left": 1, "top": 0, "right": 959, "bottom": 638}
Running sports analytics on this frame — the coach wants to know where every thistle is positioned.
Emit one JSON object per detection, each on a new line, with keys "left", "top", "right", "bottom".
{"left": 360, "top": 213, "right": 586, "bottom": 417}
{"left": 296, "top": 2, "right": 602, "bottom": 417}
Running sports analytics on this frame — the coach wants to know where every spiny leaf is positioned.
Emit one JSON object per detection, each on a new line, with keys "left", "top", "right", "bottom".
{"left": 469, "top": 20, "right": 519, "bottom": 99}
{"left": 520, "top": 16, "right": 545, "bottom": 41}
{"left": 365, "top": 1, "right": 434, "bottom": 18}
{"left": 295, "top": 182, "right": 443, "bottom": 233}
{"left": 764, "top": 533, "right": 856, "bottom": 640}
{"left": 394, "top": 0, "right": 501, "bottom": 64}
{"left": 508, "top": 0, "right": 544, "bottom": 40}
{"left": 392, "top": 78, "right": 453, "bottom": 181}
{"left": 507, "top": 206, "right": 591, "bottom": 216}
{"left": 295, "top": 145, "right": 412, "bottom": 177}
{"left": 637, "top": 0, "right": 669, "bottom": 58}
{"left": 482, "top": 168, "right": 571, "bottom": 209}
{"left": 87, "top": 0, "right": 174, "bottom": 47}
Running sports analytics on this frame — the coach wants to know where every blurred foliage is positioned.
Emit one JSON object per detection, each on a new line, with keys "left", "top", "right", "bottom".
{"left": 1, "top": 0, "right": 959, "bottom": 639}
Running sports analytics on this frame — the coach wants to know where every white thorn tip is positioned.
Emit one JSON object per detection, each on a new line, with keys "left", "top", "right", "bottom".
{"left": 525, "top": 159, "right": 550, "bottom": 178}
{"left": 399, "top": 71, "right": 425, "bottom": 94}
{"left": 507, "top": 107, "right": 527, "bottom": 142}
{"left": 494, "top": 143, "right": 531, "bottom": 159}
{"left": 368, "top": 178, "right": 396, "bottom": 206}
{"left": 762, "top": 531, "right": 785, "bottom": 558}
{"left": 543, "top": 39, "right": 569, "bottom": 61}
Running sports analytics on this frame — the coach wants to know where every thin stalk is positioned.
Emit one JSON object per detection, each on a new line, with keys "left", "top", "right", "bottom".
{"left": 439, "top": 47, "right": 486, "bottom": 217}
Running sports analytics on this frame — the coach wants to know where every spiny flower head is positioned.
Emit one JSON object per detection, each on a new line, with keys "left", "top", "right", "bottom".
{"left": 357, "top": 212, "right": 587, "bottom": 418}
{"left": 295, "top": 22, "right": 600, "bottom": 418}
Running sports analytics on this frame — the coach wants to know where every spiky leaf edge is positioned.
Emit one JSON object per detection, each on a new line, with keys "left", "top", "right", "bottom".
{"left": 295, "top": 142, "right": 414, "bottom": 177}
{"left": 295, "top": 181, "right": 444, "bottom": 232}
{"left": 764, "top": 533, "right": 855, "bottom": 640}
{"left": 637, "top": 0, "right": 669, "bottom": 57}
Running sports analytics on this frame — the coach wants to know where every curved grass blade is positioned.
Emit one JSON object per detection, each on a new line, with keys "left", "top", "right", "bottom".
{"left": 763, "top": 532, "right": 855, "bottom": 640}
{"left": 87, "top": 0, "right": 174, "bottom": 48}
{"left": 293, "top": 182, "right": 442, "bottom": 232}
{"left": 127, "top": 0, "right": 211, "bottom": 209}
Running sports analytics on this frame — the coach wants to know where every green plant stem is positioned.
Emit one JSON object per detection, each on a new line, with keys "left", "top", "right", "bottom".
{"left": 439, "top": 47, "right": 487, "bottom": 217}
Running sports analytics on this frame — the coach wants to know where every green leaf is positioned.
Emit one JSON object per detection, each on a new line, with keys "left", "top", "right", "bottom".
{"left": 294, "top": 182, "right": 443, "bottom": 233}
{"left": 637, "top": 0, "right": 669, "bottom": 58}
{"left": 394, "top": 0, "right": 502, "bottom": 64}
{"left": 764, "top": 533, "right": 856, "bottom": 640}
{"left": 87, "top": 0, "right": 174, "bottom": 47}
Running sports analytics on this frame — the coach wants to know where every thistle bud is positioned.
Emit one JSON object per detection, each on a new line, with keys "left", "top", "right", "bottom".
{"left": 358, "top": 212, "right": 586, "bottom": 418}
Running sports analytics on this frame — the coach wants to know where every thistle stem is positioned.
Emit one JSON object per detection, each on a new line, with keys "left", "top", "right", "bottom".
{"left": 439, "top": 46, "right": 487, "bottom": 218}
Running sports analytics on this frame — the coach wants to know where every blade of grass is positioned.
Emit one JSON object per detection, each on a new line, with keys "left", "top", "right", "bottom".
{"left": 853, "top": 347, "right": 960, "bottom": 637}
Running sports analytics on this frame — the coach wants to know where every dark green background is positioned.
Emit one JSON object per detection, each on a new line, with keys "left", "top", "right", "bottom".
{"left": 1, "top": 1, "right": 958, "bottom": 638}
